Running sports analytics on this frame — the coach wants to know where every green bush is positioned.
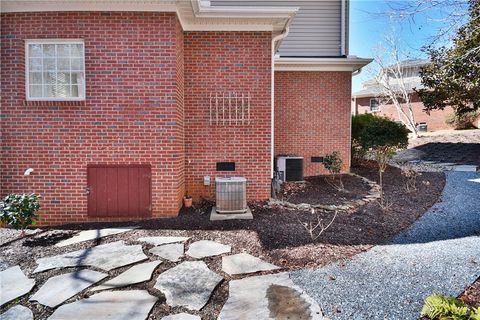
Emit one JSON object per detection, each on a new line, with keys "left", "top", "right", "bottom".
{"left": 421, "top": 293, "right": 480, "bottom": 320}
{"left": 357, "top": 116, "right": 409, "bottom": 203}
{"left": 323, "top": 151, "right": 344, "bottom": 190}
{"left": 351, "top": 113, "right": 377, "bottom": 164}
{"left": 0, "top": 193, "right": 41, "bottom": 234}
{"left": 446, "top": 111, "right": 479, "bottom": 130}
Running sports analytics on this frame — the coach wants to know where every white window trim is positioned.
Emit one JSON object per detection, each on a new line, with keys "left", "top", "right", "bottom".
{"left": 369, "top": 98, "right": 380, "bottom": 112}
{"left": 25, "top": 39, "right": 86, "bottom": 101}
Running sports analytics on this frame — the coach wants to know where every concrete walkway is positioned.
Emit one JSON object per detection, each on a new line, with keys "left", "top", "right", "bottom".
{"left": 290, "top": 171, "right": 480, "bottom": 320}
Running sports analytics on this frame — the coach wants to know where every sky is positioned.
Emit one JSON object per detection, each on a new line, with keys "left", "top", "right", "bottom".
{"left": 349, "top": 0, "right": 461, "bottom": 92}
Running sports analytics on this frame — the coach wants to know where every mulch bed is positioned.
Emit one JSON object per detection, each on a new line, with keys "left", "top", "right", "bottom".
{"left": 0, "top": 161, "right": 446, "bottom": 319}
{"left": 460, "top": 277, "right": 480, "bottom": 309}
{"left": 279, "top": 174, "right": 371, "bottom": 206}
{"left": 409, "top": 129, "right": 480, "bottom": 166}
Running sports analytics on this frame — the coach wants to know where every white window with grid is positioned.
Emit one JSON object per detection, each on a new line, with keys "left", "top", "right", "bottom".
{"left": 26, "top": 40, "right": 85, "bottom": 101}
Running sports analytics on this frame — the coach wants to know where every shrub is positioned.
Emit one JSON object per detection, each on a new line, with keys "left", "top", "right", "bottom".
{"left": 0, "top": 193, "right": 41, "bottom": 234}
{"left": 421, "top": 293, "right": 480, "bottom": 320}
{"left": 360, "top": 116, "right": 409, "bottom": 204}
{"left": 323, "top": 151, "right": 344, "bottom": 190}
{"left": 446, "top": 111, "right": 479, "bottom": 130}
{"left": 351, "top": 113, "right": 377, "bottom": 164}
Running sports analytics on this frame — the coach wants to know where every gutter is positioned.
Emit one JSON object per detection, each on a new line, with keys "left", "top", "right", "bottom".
{"left": 271, "top": 27, "right": 291, "bottom": 179}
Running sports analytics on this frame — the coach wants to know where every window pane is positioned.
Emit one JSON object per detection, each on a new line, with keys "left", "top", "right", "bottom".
{"left": 56, "top": 83, "right": 71, "bottom": 98}
{"left": 70, "top": 72, "right": 84, "bottom": 85}
{"left": 71, "top": 85, "right": 79, "bottom": 97}
{"left": 71, "top": 83, "right": 85, "bottom": 98}
{"left": 71, "top": 44, "right": 84, "bottom": 57}
{"left": 57, "top": 58, "right": 70, "bottom": 71}
{"left": 29, "top": 58, "right": 42, "bottom": 71}
{"left": 28, "top": 44, "right": 42, "bottom": 57}
{"left": 43, "top": 58, "right": 56, "bottom": 71}
{"left": 56, "top": 72, "right": 71, "bottom": 84}
{"left": 29, "top": 85, "right": 43, "bottom": 97}
{"left": 71, "top": 58, "right": 83, "bottom": 70}
{"left": 57, "top": 44, "right": 71, "bottom": 57}
{"left": 29, "top": 72, "right": 43, "bottom": 84}
{"left": 44, "top": 71, "right": 56, "bottom": 86}
{"left": 44, "top": 85, "right": 56, "bottom": 97}
{"left": 43, "top": 44, "right": 56, "bottom": 57}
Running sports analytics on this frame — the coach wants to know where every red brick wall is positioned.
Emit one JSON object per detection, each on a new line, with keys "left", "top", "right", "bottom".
{"left": 354, "top": 94, "right": 453, "bottom": 131}
{"left": 0, "top": 12, "right": 185, "bottom": 224}
{"left": 184, "top": 32, "right": 272, "bottom": 201}
{"left": 274, "top": 71, "right": 352, "bottom": 176}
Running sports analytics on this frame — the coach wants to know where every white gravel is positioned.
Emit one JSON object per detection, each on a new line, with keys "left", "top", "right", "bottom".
{"left": 290, "top": 171, "right": 480, "bottom": 320}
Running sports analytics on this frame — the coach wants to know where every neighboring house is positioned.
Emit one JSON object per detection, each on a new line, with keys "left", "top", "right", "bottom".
{"left": 352, "top": 59, "right": 453, "bottom": 132}
{"left": 0, "top": 0, "right": 371, "bottom": 225}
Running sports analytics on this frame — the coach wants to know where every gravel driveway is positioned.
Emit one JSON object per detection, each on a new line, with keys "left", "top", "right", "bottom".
{"left": 290, "top": 171, "right": 480, "bottom": 320}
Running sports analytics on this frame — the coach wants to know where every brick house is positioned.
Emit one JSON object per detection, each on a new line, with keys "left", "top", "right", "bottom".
{"left": 1, "top": 0, "right": 371, "bottom": 225}
{"left": 352, "top": 59, "right": 453, "bottom": 132}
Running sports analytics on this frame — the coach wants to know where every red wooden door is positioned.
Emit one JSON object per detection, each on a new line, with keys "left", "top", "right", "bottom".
{"left": 87, "top": 165, "right": 151, "bottom": 218}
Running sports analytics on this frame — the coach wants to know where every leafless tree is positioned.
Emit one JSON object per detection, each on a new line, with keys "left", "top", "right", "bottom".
{"left": 380, "top": 0, "right": 476, "bottom": 51}
{"left": 371, "top": 35, "right": 419, "bottom": 138}
{"left": 297, "top": 209, "right": 338, "bottom": 241}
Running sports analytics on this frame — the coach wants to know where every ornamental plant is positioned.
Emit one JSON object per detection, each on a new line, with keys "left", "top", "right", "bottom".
{"left": 359, "top": 116, "right": 409, "bottom": 204}
{"left": 323, "top": 151, "right": 344, "bottom": 190}
{"left": 0, "top": 193, "right": 41, "bottom": 235}
{"left": 351, "top": 113, "right": 377, "bottom": 164}
{"left": 421, "top": 293, "right": 480, "bottom": 320}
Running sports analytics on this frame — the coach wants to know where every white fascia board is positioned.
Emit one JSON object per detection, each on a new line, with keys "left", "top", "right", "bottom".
{"left": 274, "top": 57, "right": 373, "bottom": 72}
{"left": 0, "top": 0, "right": 177, "bottom": 12}
{"left": 192, "top": 0, "right": 298, "bottom": 20}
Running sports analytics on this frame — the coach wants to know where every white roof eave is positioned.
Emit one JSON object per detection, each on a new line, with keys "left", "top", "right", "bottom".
{"left": 1, "top": 0, "right": 298, "bottom": 35}
{"left": 275, "top": 57, "right": 373, "bottom": 72}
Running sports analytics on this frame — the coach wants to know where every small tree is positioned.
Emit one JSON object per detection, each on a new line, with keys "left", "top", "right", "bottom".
{"left": 323, "top": 152, "right": 344, "bottom": 190}
{"left": 0, "top": 193, "right": 41, "bottom": 235}
{"left": 360, "top": 117, "right": 409, "bottom": 203}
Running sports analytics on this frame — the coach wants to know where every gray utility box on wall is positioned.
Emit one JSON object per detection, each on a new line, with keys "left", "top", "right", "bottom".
{"left": 215, "top": 177, "right": 247, "bottom": 214}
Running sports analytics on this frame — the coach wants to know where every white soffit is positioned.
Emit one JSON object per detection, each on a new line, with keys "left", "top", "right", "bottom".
{"left": 274, "top": 57, "right": 373, "bottom": 72}
{"left": 1, "top": 0, "right": 298, "bottom": 35}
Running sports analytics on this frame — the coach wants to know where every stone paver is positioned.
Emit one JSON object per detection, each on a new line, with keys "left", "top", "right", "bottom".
{"left": 92, "top": 261, "right": 161, "bottom": 291}
{"left": 219, "top": 272, "right": 324, "bottom": 320}
{"left": 30, "top": 269, "right": 107, "bottom": 307}
{"left": 137, "top": 236, "right": 189, "bottom": 246}
{"left": 149, "top": 244, "right": 184, "bottom": 262}
{"left": 56, "top": 227, "right": 136, "bottom": 247}
{"left": 186, "top": 240, "right": 231, "bottom": 259}
{"left": 210, "top": 206, "right": 253, "bottom": 221}
{"left": 48, "top": 290, "right": 157, "bottom": 320}
{"left": 0, "top": 266, "right": 35, "bottom": 306}
{"left": 290, "top": 171, "right": 480, "bottom": 319}
{"left": 34, "top": 241, "right": 148, "bottom": 273}
{"left": 222, "top": 253, "right": 280, "bottom": 275}
{"left": 154, "top": 261, "right": 222, "bottom": 310}
{"left": 0, "top": 305, "right": 33, "bottom": 320}
{"left": 161, "top": 313, "right": 201, "bottom": 320}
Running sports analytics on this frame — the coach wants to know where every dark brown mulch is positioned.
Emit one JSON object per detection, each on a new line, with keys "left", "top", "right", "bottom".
{"left": 460, "top": 276, "right": 480, "bottom": 309}
{"left": 279, "top": 174, "right": 371, "bottom": 206}
{"left": 0, "top": 162, "right": 446, "bottom": 320}
{"left": 409, "top": 129, "right": 480, "bottom": 166}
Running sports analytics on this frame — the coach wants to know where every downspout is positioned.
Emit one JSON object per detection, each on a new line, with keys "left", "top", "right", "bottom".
{"left": 340, "top": 0, "right": 346, "bottom": 56}
{"left": 271, "top": 27, "right": 290, "bottom": 180}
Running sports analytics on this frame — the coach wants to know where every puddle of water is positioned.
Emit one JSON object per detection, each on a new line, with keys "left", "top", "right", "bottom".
{"left": 267, "top": 284, "right": 312, "bottom": 320}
